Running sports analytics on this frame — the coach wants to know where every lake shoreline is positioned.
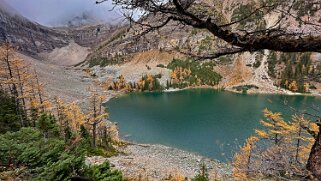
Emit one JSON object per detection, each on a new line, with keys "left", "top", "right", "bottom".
{"left": 180, "top": 85, "right": 321, "bottom": 97}
{"left": 109, "top": 143, "right": 233, "bottom": 180}
{"left": 107, "top": 85, "right": 321, "bottom": 101}
{"left": 104, "top": 89, "right": 234, "bottom": 180}
{"left": 104, "top": 86, "right": 320, "bottom": 180}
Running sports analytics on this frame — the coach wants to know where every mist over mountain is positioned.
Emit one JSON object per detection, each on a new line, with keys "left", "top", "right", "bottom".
{"left": 2, "top": 0, "right": 123, "bottom": 26}
{"left": 52, "top": 11, "right": 110, "bottom": 27}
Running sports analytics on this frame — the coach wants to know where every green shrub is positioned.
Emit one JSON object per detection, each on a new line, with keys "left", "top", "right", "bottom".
{"left": 89, "top": 57, "right": 125, "bottom": 68}
{"left": 233, "top": 85, "right": 259, "bottom": 93}
{"left": 0, "top": 122, "right": 122, "bottom": 180}
{"left": 253, "top": 60, "right": 261, "bottom": 68}
{"left": 218, "top": 56, "right": 232, "bottom": 64}
{"left": 156, "top": 64, "right": 166, "bottom": 68}
{"left": 86, "top": 161, "right": 123, "bottom": 181}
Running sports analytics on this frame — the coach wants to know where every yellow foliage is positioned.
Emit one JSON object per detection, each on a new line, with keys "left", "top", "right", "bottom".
{"left": 232, "top": 136, "right": 259, "bottom": 180}
{"left": 0, "top": 44, "right": 51, "bottom": 126}
{"left": 234, "top": 109, "right": 318, "bottom": 179}
{"left": 303, "top": 82, "right": 310, "bottom": 92}
{"left": 288, "top": 81, "right": 298, "bottom": 92}
{"left": 309, "top": 122, "right": 319, "bottom": 134}
{"left": 259, "top": 120, "right": 273, "bottom": 128}
{"left": 255, "top": 129, "right": 268, "bottom": 138}
{"left": 259, "top": 108, "right": 292, "bottom": 144}
{"left": 171, "top": 66, "right": 192, "bottom": 85}
{"left": 167, "top": 172, "right": 185, "bottom": 181}
{"left": 64, "top": 103, "right": 88, "bottom": 132}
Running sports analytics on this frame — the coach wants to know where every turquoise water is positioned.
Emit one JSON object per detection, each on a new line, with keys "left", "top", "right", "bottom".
{"left": 106, "top": 89, "right": 321, "bottom": 161}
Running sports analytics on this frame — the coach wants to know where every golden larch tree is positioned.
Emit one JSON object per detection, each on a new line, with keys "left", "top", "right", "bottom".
{"left": 232, "top": 136, "right": 259, "bottom": 180}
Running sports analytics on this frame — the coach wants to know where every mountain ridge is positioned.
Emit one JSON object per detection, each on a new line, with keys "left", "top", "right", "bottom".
{"left": 0, "top": 2, "right": 119, "bottom": 58}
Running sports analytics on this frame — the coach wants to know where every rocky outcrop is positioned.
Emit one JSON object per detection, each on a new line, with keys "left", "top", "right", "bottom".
{"left": 86, "top": 22, "right": 192, "bottom": 62}
{"left": 67, "top": 24, "right": 119, "bottom": 48}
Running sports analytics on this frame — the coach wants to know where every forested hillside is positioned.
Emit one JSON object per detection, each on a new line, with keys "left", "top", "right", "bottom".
{"left": 0, "top": 44, "right": 123, "bottom": 180}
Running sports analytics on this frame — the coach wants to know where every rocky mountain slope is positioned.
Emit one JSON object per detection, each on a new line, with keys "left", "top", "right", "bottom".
{"left": 0, "top": 1, "right": 119, "bottom": 61}
{"left": 0, "top": 4, "right": 68, "bottom": 55}
{"left": 0, "top": 1, "right": 125, "bottom": 102}
{"left": 1, "top": 0, "right": 321, "bottom": 94}
{"left": 86, "top": 0, "right": 321, "bottom": 94}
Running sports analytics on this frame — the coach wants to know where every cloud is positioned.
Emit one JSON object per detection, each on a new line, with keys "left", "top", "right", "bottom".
{"left": 3, "top": 0, "right": 125, "bottom": 26}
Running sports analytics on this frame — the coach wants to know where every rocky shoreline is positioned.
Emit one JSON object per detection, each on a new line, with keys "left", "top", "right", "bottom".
{"left": 108, "top": 143, "right": 233, "bottom": 180}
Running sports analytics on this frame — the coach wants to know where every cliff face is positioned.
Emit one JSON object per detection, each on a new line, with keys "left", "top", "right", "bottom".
{"left": 67, "top": 24, "right": 121, "bottom": 48}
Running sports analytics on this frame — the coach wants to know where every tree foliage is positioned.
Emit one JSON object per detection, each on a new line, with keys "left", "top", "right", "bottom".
{"left": 0, "top": 117, "right": 122, "bottom": 180}
{"left": 167, "top": 58, "right": 221, "bottom": 88}
{"left": 0, "top": 90, "right": 20, "bottom": 133}
{"left": 233, "top": 109, "right": 318, "bottom": 179}
{"left": 97, "top": 0, "right": 321, "bottom": 58}
{"left": 86, "top": 161, "right": 123, "bottom": 181}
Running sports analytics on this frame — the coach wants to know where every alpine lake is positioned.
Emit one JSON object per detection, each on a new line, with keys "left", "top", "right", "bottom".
{"left": 106, "top": 89, "right": 321, "bottom": 161}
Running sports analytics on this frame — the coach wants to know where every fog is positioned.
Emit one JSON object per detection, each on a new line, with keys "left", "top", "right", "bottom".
{"left": 3, "top": 0, "right": 125, "bottom": 26}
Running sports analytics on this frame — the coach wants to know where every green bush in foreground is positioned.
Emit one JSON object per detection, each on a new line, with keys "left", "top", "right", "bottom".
{"left": 0, "top": 113, "right": 123, "bottom": 181}
{"left": 86, "top": 161, "right": 123, "bottom": 181}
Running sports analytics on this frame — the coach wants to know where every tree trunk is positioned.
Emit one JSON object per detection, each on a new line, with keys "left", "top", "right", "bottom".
{"left": 307, "top": 125, "right": 321, "bottom": 180}
{"left": 16, "top": 65, "right": 26, "bottom": 113}
{"left": 34, "top": 72, "right": 44, "bottom": 112}
{"left": 92, "top": 94, "right": 97, "bottom": 148}
{"left": 295, "top": 126, "right": 302, "bottom": 163}
{"left": 4, "top": 44, "right": 24, "bottom": 127}
{"left": 92, "top": 123, "right": 97, "bottom": 148}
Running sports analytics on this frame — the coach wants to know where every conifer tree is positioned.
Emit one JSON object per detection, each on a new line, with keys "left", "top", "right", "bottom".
{"left": 289, "top": 115, "right": 317, "bottom": 163}
{"left": 0, "top": 90, "right": 21, "bottom": 133}
{"left": 0, "top": 43, "right": 25, "bottom": 126}
{"left": 87, "top": 88, "right": 108, "bottom": 148}
{"left": 232, "top": 136, "right": 259, "bottom": 180}
{"left": 192, "top": 162, "right": 210, "bottom": 181}
{"left": 36, "top": 113, "right": 59, "bottom": 141}
{"left": 256, "top": 108, "right": 291, "bottom": 145}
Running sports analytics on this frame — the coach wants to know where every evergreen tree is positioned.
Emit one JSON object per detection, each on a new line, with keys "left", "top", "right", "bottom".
{"left": 192, "top": 162, "right": 210, "bottom": 181}
{"left": 36, "top": 113, "right": 59, "bottom": 140}
{"left": 0, "top": 90, "right": 20, "bottom": 133}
